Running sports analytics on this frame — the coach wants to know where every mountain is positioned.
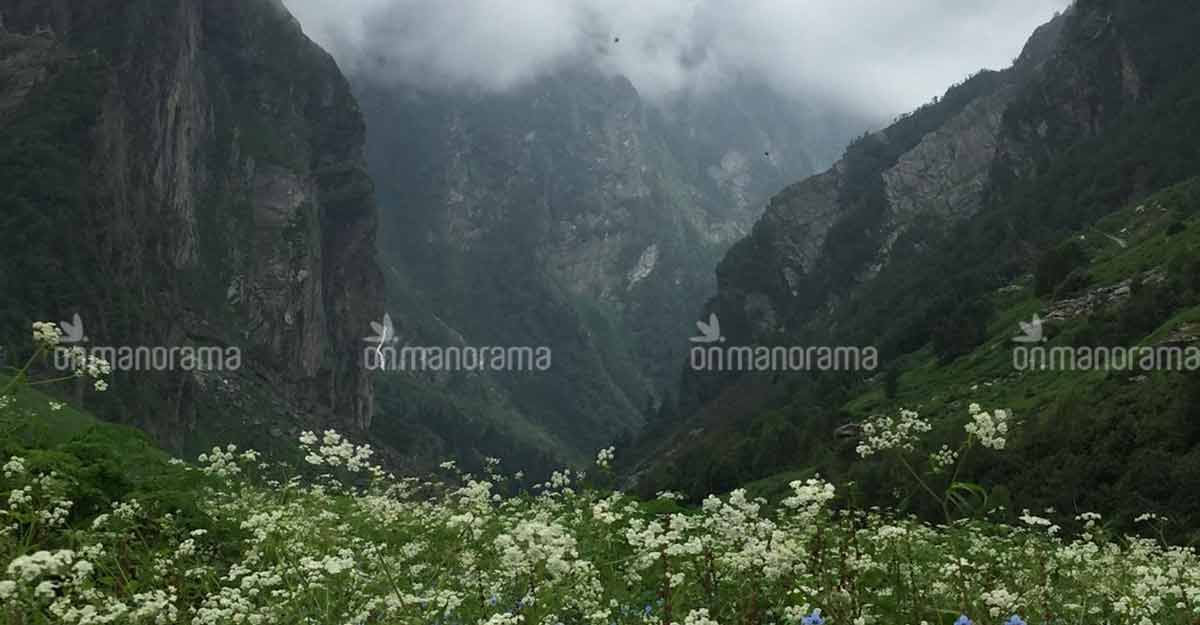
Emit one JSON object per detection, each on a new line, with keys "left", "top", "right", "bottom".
{"left": 634, "top": 0, "right": 1200, "bottom": 535}
{"left": 353, "top": 68, "right": 869, "bottom": 467}
{"left": 0, "top": 0, "right": 381, "bottom": 453}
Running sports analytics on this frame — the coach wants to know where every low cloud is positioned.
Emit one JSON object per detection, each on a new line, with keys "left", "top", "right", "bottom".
{"left": 284, "top": 0, "right": 1071, "bottom": 117}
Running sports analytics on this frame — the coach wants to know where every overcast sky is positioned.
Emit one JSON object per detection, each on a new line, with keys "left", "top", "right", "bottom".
{"left": 283, "top": 0, "right": 1072, "bottom": 118}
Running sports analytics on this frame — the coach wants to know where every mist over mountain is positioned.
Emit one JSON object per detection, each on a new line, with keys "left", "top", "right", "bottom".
{"left": 283, "top": 0, "right": 1069, "bottom": 118}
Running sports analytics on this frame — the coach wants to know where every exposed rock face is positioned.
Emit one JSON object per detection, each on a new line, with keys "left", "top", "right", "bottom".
{"left": 0, "top": 0, "right": 381, "bottom": 448}
{"left": 878, "top": 85, "right": 1014, "bottom": 258}
{"left": 0, "top": 30, "right": 62, "bottom": 118}
{"left": 754, "top": 168, "right": 845, "bottom": 280}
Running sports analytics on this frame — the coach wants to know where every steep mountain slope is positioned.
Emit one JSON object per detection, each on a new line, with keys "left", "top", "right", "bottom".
{"left": 635, "top": 0, "right": 1200, "bottom": 533}
{"left": 0, "top": 0, "right": 381, "bottom": 454}
{"left": 355, "top": 70, "right": 868, "bottom": 465}
{"left": 703, "top": 11, "right": 1067, "bottom": 375}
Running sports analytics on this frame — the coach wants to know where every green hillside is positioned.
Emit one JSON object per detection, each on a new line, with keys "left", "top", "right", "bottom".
{"left": 636, "top": 177, "right": 1200, "bottom": 543}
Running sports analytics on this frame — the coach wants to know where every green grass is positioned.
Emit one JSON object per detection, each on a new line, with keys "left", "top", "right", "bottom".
{"left": 1086, "top": 180, "right": 1200, "bottom": 284}
{"left": 848, "top": 178, "right": 1200, "bottom": 417}
{"left": 0, "top": 373, "right": 95, "bottom": 446}
{"left": 1, "top": 373, "right": 207, "bottom": 531}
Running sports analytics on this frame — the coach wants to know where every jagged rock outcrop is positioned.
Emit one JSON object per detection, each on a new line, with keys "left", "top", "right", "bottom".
{"left": 877, "top": 85, "right": 1014, "bottom": 261}
{"left": 1043, "top": 269, "right": 1167, "bottom": 324}
{"left": 0, "top": 0, "right": 381, "bottom": 450}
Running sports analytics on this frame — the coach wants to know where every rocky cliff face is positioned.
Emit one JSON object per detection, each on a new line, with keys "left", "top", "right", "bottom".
{"left": 0, "top": 0, "right": 381, "bottom": 450}
{"left": 355, "top": 69, "right": 866, "bottom": 463}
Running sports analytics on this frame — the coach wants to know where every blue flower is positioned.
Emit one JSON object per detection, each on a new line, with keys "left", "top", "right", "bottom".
{"left": 801, "top": 609, "right": 825, "bottom": 625}
{"left": 1004, "top": 616, "right": 1027, "bottom": 625}
{"left": 954, "top": 616, "right": 973, "bottom": 625}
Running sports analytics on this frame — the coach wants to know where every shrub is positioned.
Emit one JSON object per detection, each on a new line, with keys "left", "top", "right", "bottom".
{"left": 1034, "top": 240, "right": 1089, "bottom": 296}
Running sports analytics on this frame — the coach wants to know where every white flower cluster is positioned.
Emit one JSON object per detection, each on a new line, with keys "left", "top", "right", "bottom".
{"left": 32, "top": 322, "right": 62, "bottom": 348}
{"left": 684, "top": 607, "right": 721, "bottom": 625}
{"left": 2, "top": 456, "right": 26, "bottom": 479}
{"left": 594, "top": 446, "right": 615, "bottom": 470}
{"left": 299, "top": 430, "right": 379, "bottom": 474}
{"left": 26, "top": 322, "right": 113, "bottom": 392}
{"left": 1018, "top": 508, "right": 1054, "bottom": 528}
{"left": 590, "top": 492, "right": 627, "bottom": 525}
{"left": 2, "top": 462, "right": 75, "bottom": 538}
{"left": 782, "top": 476, "right": 836, "bottom": 521}
{"left": 1, "top": 546, "right": 174, "bottom": 623}
{"left": 198, "top": 445, "right": 259, "bottom": 478}
{"left": 537, "top": 469, "right": 577, "bottom": 493}
{"left": 856, "top": 408, "right": 932, "bottom": 457}
{"left": 494, "top": 518, "right": 579, "bottom": 581}
{"left": 965, "top": 403, "right": 1010, "bottom": 450}
{"left": 90, "top": 499, "right": 146, "bottom": 532}
{"left": 981, "top": 587, "right": 1020, "bottom": 618}
{"left": 55, "top": 346, "right": 113, "bottom": 392}
{"left": 930, "top": 444, "right": 958, "bottom": 473}
{"left": 1134, "top": 512, "right": 1165, "bottom": 524}
{"left": 6, "top": 549, "right": 77, "bottom": 582}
